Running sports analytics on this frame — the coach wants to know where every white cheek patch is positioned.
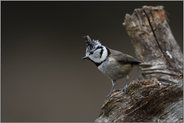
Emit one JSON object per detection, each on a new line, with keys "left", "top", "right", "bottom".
{"left": 89, "top": 50, "right": 101, "bottom": 63}
{"left": 88, "top": 46, "right": 108, "bottom": 63}
{"left": 93, "top": 49, "right": 101, "bottom": 57}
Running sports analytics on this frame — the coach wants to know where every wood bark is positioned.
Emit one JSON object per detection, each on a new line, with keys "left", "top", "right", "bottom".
{"left": 96, "top": 6, "right": 183, "bottom": 123}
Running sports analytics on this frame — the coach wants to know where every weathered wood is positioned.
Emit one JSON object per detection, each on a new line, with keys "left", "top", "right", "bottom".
{"left": 124, "top": 6, "right": 182, "bottom": 84}
{"left": 96, "top": 6, "right": 183, "bottom": 123}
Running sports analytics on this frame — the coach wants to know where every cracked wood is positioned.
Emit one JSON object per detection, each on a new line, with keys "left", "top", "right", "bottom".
{"left": 96, "top": 6, "right": 183, "bottom": 123}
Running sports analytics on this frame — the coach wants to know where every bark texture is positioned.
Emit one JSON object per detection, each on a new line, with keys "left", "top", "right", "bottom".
{"left": 96, "top": 6, "right": 183, "bottom": 123}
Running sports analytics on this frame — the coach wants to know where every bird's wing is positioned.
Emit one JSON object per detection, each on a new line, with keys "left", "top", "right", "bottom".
{"left": 109, "top": 48, "right": 140, "bottom": 65}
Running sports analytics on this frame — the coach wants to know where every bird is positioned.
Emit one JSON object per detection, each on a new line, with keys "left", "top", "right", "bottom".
{"left": 82, "top": 35, "right": 141, "bottom": 95}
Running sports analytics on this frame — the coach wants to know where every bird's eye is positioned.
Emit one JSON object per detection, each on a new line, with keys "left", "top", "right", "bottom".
{"left": 89, "top": 51, "right": 94, "bottom": 55}
{"left": 89, "top": 45, "right": 94, "bottom": 50}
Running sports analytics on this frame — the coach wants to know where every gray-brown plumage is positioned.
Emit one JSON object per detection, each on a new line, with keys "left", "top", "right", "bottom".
{"left": 109, "top": 49, "right": 140, "bottom": 65}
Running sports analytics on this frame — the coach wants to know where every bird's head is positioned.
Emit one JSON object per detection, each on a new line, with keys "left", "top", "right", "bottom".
{"left": 82, "top": 35, "right": 109, "bottom": 64}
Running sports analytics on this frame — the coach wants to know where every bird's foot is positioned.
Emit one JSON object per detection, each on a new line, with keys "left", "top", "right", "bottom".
{"left": 122, "top": 84, "right": 128, "bottom": 94}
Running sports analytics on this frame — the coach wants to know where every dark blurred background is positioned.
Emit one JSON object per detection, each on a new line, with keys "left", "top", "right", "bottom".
{"left": 1, "top": 1, "right": 183, "bottom": 122}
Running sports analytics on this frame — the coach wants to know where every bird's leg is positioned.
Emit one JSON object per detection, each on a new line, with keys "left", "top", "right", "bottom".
{"left": 123, "top": 75, "right": 129, "bottom": 93}
{"left": 107, "top": 80, "right": 116, "bottom": 97}
{"left": 111, "top": 80, "right": 116, "bottom": 91}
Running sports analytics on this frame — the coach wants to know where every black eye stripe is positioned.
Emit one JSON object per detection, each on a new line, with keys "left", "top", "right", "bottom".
{"left": 100, "top": 48, "right": 104, "bottom": 58}
{"left": 88, "top": 46, "right": 103, "bottom": 55}
{"left": 95, "top": 46, "right": 104, "bottom": 58}
{"left": 95, "top": 46, "right": 103, "bottom": 50}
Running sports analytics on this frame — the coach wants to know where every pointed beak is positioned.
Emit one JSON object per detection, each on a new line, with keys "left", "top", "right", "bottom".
{"left": 82, "top": 56, "right": 88, "bottom": 60}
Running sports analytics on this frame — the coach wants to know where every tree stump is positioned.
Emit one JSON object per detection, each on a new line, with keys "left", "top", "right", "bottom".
{"left": 95, "top": 6, "right": 183, "bottom": 123}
